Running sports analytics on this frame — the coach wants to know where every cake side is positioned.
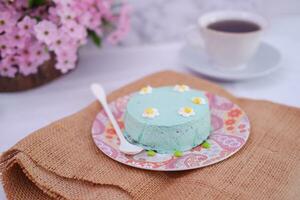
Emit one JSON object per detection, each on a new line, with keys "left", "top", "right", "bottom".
{"left": 123, "top": 86, "right": 211, "bottom": 153}
{"left": 124, "top": 112, "right": 210, "bottom": 153}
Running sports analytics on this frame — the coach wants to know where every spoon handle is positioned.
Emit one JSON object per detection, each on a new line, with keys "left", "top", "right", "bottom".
{"left": 102, "top": 100, "right": 127, "bottom": 143}
{"left": 91, "top": 84, "right": 127, "bottom": 144}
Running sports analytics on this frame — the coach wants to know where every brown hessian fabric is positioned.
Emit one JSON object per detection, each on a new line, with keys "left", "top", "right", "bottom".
{"left": 1, "top": 71, "right": 300, "bottom": 200}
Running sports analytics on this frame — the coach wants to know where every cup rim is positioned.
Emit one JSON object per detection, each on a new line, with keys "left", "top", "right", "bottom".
{"left": 198, "top": 10, "right": 268, "bottom": 36}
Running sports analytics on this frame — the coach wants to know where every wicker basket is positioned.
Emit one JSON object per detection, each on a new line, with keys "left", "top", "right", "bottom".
{"left": 0, "top": 56, "right": 67, "bottom": 92}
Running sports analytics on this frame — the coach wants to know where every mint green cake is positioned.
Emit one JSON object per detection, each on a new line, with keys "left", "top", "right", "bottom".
{"left": 123, "top": 85, "right": 211, "bottom": 154}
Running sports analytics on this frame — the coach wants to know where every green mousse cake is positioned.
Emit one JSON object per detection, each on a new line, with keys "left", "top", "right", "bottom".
{"left": 123, "top": 85, "right": 211, "bottom": 154}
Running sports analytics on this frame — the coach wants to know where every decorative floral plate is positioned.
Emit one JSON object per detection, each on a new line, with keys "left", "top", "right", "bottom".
{"left": 92, "top": 92, "right": 250, "bottom": 171}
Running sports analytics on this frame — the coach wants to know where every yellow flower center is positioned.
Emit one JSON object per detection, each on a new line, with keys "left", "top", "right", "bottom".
{"left": 145, "top": 108, "right": 154, "bottom": 115}
{"left": 179, "top": 85, "right": 187, "bottom": 90}
{"left": 184, "top": 107, "right": 193, "bottom": 114}
{"left": 192, "top": 97, "right": 202, "bottom": 104}
{"left": 141, "top": 87, "right": 148, "bottom": 92}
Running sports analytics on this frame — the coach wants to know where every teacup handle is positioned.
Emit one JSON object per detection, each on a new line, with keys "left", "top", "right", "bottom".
{"left": 185, "top": 25, "right": 204, "bottom": 48}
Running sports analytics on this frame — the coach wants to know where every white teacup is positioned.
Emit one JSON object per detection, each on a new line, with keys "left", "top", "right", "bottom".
{"left": 186, "top": 10, "right": 268, "bottom": 69}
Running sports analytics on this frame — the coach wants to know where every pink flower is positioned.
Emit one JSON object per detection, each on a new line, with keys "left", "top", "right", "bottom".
{"left": 14, "top": 41, "right": 50, "bottom": 76}
{"left": 8, "top": 27, "right": 28, "bottom": 49}
{"left": 107, "top": 5, "right": 131, "bottom": 44}
{"left": 52, "top": 0, "right": 73, "bottom": 6}
{"left": 55, "top": 60, "right": 76, "bottom": 74}
{"left": 13, "top": 0, "right": 29, "bottom": 10}
{"left": 17, "top": 16, "right": 37, "bottom": 36}
{"left": 83, "top": 0, "right": 96, "bottom": 4}
{"left": 62, "top": 21, "right": 87, "bottom": 40}
{"left": 49, "top": 28, "right": 75, "bottom": 52}
{"left": 5, "top": 55, "right": 19, "bottom": 66}
{"left": 17, "top": 48, "right": 31, "bottom": 62}
{"left": 57, "top": 6, "right": 76, "bottom": 24}
{"left": 0, "top": 0, "right": 130, "bottom": 77}
{"left": 48, "top": 7, "right": 60, "bottom": 24}
{"left": 0, "top": 11, "right": 17, "bottom": 33}
{"left": 56, "top": 48, "right": 77, "bottom": 63}
{"left": 29, "top": 42, "right": 50, "bottom": 65}
{"left": 77, "top": 12, "right": 93, "bottom": 27}
{"left": 78, "top": 11, "right": 102, "bottom": 32}
{"left": 96, "top": 1, "right": 113, "bottom": 18}
{"left": 18, "top": 58, "right": 39, "bottom": 76}
{"left": 29, "top": 6, "right": 49, "bottom": 19}
{"left": 0, "top": 57, "right": 17, "bottom": 78}
{"left": 76, "top": 37, "right": 87, "bottom": 46}
{"left": 16, "top": 41, "right": 48, "bottom": 64}
{"left": 0, "top": 34, "right": 16, "bottom": 56}
{"left": 55, "top": 48, "right": 77, "bottom": 73}
{"left": 0, "top": 2, "right": 6, "bottom": 11}
{"left": 34, "top": 20, "right": 58, "bottom": 45}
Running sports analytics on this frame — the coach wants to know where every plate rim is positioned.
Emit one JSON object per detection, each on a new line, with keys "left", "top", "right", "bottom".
{"left": 92, "top": 92, "right": 251, "bottom": 171}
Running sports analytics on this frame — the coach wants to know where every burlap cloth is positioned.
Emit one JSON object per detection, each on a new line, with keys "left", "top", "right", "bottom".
{"left": 1, "top": 71, "right": 300, "bottom": 200}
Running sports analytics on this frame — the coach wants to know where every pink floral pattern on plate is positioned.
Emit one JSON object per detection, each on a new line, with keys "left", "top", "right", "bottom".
{"left": 92, "top": 92, "right": 250, "bottom": 171}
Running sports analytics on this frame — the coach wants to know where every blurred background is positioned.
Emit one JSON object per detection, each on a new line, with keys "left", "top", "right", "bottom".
{"left": 122, "top": 0, "right": 300, "bottom": 45}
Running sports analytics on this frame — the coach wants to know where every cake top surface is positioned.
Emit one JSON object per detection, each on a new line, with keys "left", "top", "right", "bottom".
{"left": 126, "top": 86, "right": 210, "bottom": 126}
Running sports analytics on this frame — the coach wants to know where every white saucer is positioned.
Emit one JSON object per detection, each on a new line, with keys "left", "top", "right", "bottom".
{"left": 180, "top": 42, "right": 281, "bottom": 81}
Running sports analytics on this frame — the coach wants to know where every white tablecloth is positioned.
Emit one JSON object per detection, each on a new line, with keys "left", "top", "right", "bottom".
{"left": 1, "top": 15, "right": 300, "bottom": 199}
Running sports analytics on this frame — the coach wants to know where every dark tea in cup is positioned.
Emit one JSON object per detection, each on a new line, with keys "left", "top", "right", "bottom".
{"left": 207, "top": 20, "right": 261, "bottom": 33}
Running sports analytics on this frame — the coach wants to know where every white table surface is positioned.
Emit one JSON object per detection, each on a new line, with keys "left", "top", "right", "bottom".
{"left": 1, "top": 15, "right": 300, "bottom": 199}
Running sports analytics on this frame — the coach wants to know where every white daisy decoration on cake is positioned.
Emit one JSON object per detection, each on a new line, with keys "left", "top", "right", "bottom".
{"left": 174, "top": 84, "right": 190, "bottom": 92}
{"left": 139, "top": 86, "right": 153, "bottom": 94}
{"left": 178, "top": 107, "right": 195, "bottom": 117}
{"left": 142, "top": 107, "right": 159, "bottom": 118}
{"left": 192, "top": 97, "right": 206, "bottom": 105}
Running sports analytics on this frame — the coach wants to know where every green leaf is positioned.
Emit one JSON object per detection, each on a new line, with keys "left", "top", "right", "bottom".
{"left": 88, "top": 30, "right": 102, "bottom": 47}
{"left": 28, "top": 0, "right": 46, "bottom": 8}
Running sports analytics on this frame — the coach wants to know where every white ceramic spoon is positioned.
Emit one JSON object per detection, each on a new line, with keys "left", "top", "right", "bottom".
{"left": 91, "top": 83, "right": 144, "bottom": 155}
